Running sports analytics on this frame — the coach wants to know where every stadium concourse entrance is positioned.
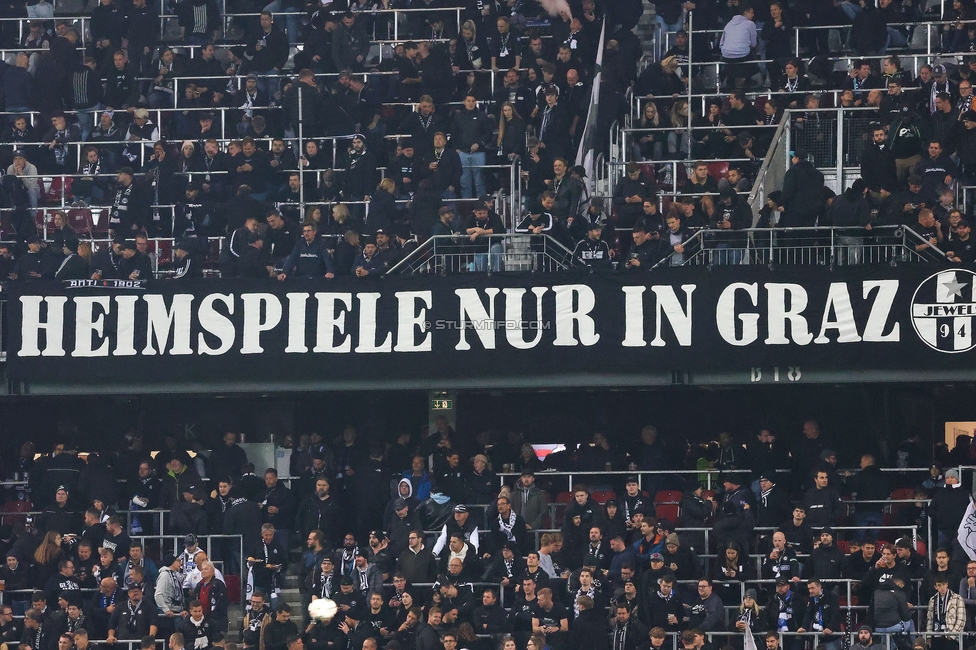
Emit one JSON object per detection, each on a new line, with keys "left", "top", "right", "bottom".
{"left": 0, "top": 382, "right": 967, "bottom": 466}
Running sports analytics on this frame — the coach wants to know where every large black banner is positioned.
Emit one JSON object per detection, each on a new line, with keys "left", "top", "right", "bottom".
{"left": 4, "top": 266, "right": 976, "bottom": 392}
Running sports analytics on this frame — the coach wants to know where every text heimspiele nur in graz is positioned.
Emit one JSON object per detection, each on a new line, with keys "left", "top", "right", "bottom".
{"left": 4, "top": 266, "right": 975, "bottom": 390}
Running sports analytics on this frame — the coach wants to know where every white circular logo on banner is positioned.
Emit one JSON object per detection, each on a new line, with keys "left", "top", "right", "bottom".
{"left": 911, "top": 269, "right": 976, "bottom": 354}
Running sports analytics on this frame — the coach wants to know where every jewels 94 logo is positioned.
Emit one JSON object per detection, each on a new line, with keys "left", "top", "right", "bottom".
{"left": 911, "top": 269, "right": 976, "bottom": 353}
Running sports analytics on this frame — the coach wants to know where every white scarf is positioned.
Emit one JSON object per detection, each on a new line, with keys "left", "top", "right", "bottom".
{"left": 498, "top": 510, "right": 517, "bottom": 541}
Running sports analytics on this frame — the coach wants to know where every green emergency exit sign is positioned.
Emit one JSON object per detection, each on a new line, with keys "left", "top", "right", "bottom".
{"left": 431, "top": 399, "right": 453, "bottom": 410}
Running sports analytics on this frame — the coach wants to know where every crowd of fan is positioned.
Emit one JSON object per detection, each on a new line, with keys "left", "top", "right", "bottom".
{"left": 0, "top": 421, "right": 973, "bottom": 650}
{"left": 0, "top": 0, "right": 974, "bottom": 277}
{"left": 618, "top": 0, "right": 976, "bottom": 266}
{"left": 0, "top": 0, "right": 651, "bottom": 280}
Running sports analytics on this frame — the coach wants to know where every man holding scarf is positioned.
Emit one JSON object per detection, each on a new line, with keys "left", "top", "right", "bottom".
{"left": 488, "top": 496, "right": 528, "bottom": 557}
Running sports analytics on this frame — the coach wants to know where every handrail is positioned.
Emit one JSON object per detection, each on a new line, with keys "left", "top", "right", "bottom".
{"left": 649, "top": 225, "right": 944, "bottom": 269}
{"left": 749, "top": 108, "right": 792, "bottom": 225}
{"left": 386, "top": 233, "right": 576, "bottom": 275}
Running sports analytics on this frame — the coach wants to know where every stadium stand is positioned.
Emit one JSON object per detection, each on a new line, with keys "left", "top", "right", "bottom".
{"left": 0, "top": 0, "right": 974, "bottom": 643}
{"left": 0, "top": 425, "right": 963, "bottom": 650}
{"left": 0, "top": 0, "right": 970, "bottom": 281}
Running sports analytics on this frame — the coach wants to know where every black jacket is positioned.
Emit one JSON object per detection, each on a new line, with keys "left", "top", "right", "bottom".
{"left": 282, "top": 81, "right": 325, "bottom": 136}
{"left": 402, "top": 110, "right": 448, "bottom": 158}
{"left": 223, "top": 498, "right": 263, "bottom": 556}
{"left": 860, "top": 143, "right": 898, "bottom": 192}
{"left": 246, "top": 26, "right": 289, "bottom": 71}
{"left": 780, "top": 160, "right": 825, "bottom": 224}
{"left": 609, "top": 619, "right": 649, "bottom": 650}
{"left": 571, "top": 607, "right": 608, "bottom": 650}
{"left": 801, "top": 485, "right": 842, "bottom": 529}
{"left": 756, "top": 486, "right": 792, "bottom": 529}
{"left": 120, "top": 251, "right": 153, "bottom": 281}
{"left": 847, "top": 465, "right": 891, "bottom": 514}
{"left": 808, "top": 544, "right": 845, "bottom": 579}
{"left": 801, "top": 590, "right": 841, "bottom": 638}
{"left": 191, "top": 577, "right": 228, "bottom": 624}
{"left": 931, "top": 484, "right": 971, "bottom": 536}
{"left": 417, "top": 148, "right": 462, "bottom": 194}
{"left": 66, "top": 64, "right": 104, "bottom": 110}
{"left": 296, "top": 494, "right": 344, "bottom": 544}
{"left": 449, "top": 107, "right": 493, "bottom": 151}
{"left": 827, "top": 193, "right": 871, "bottom": 227}
{"left": 176, "top": 0, "right": 220, "bottom": 39}
{"left": 538, "top": 102, "right": 572, "bottom": 159}
{"left": 55, "top": 254, "right": 89, "bottom": 280}
{"left": 643, "top": 589, "right": 685, "bottom": 630}
{"left": 125, "top": 5, "right": 159, "bottom": 56}
{"left": 342, "top": 147, "right": 378, "bottom": 200}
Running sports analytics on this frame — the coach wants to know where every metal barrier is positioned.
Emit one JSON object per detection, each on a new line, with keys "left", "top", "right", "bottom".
{"left": 0, "top": 529, "right": 245, "bottom": 609}
{"left": 494, "top": 466, "right": 933, "bottom": 492}
{"left": 651, "top": 225, "right": 947, "bottom": 268}
{"left": 388, "top": 233, "right": 575, "bottom": 275}
{"left": 691, "top": 16, "right": 959, "bottom": 59}
{"left": 605, "top": 158, "right": 758, "bottom": 201}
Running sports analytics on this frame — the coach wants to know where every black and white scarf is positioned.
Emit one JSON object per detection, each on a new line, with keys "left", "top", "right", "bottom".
{"left": 934, "top": 592, "right": 948, "bottom": 631}
{"left": 498, "top": 510, "right": 517, "bottom": 541}
{"left": 82, "top": 159, "right": 101, "bottom": 177}
{"left": 612, "top": 622, "right": 629, "bottom": 650}
{"left": 572, "top": 586, "right": 595, "bottom": 617}
{"left": 340, "top": 547, "right": 358, "bottom": 575}
{"left": 355, "top": 566, "right": 369, "bottom": 592}
{"left": 316, "top": 571, "right": 334, "bottom": 599}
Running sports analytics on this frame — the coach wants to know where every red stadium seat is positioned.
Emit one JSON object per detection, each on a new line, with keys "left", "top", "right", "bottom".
{"left": 837, "top": 539, "right": 850, "bottom": 554}
{"left": 707, "top": 161, "right": 729, "bottom": 181}
{"left": 754, "top": 96, "right": 767, "bottom": 115}
{"left": 888, "top": 487, "right": 916, "bottom": 517}
{"left": 657, "top": 503, "right": 681, "bottom": 523}
{"left": 553, "top": 492, "right": 574, "bottom": 527}
{"left": 0, "top": 499, "right": 32, "bottom": 526}
{"left": 655, "top": 490, "right": 683, "bottom": 504}
{"left": 915, "top": 540, "right": 927, "bottom": 557}
{"left": 878, "top": 514, "right": 896, "bottom": 542}
{"left": 90, "top": 208, "right": 108, "bottom": 236}
{"left": 639, "top": 163, "right": 656, "bottom": 182}
{"left": 155, "top": 239, "right": 173, "bottom": 266}
{"left": 675, "top": 162, "right": 689, "bottom": 187}
{"left": 33, "top": 209, "right": 47, "bottom": 237}
{"left": 661, "top": 196, "right": 673, "bottom": 215}
{"left": 224, "top": 574, "right": 241, "bottom": 603}
{"left": 206, "top": 238, "right": 222, "bottom": 263}
{"left": 43, "top": 176, "right": 73, "bottom": 205}
{"left": 702, "top": 489, "right": 716, "bottom": 501}
{"left": 590, "top": 490, "right": 616, "bottom": 504}
{"left": 67, "top": 208, "right": 93, "bottom": 236}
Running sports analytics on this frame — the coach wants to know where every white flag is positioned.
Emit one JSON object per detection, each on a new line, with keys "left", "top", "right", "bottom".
{"left": 574, "top": 18, "right": 605, "bottom": 194}
{"left": 744, "top": 630, "right": 759, "bottom": 650}
{"left": 956, "top": 497, "right": 976, "bottom": 560}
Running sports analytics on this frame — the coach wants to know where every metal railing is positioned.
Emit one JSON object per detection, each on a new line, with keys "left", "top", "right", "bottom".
{"left": 651, "top": 225, "right": 947, "bottom": 268}
{"left": 387, "top": 233, "right": 575, "bottom": 275}
{"left": 749, "top": 115, "right": 792, "bottom": 225}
